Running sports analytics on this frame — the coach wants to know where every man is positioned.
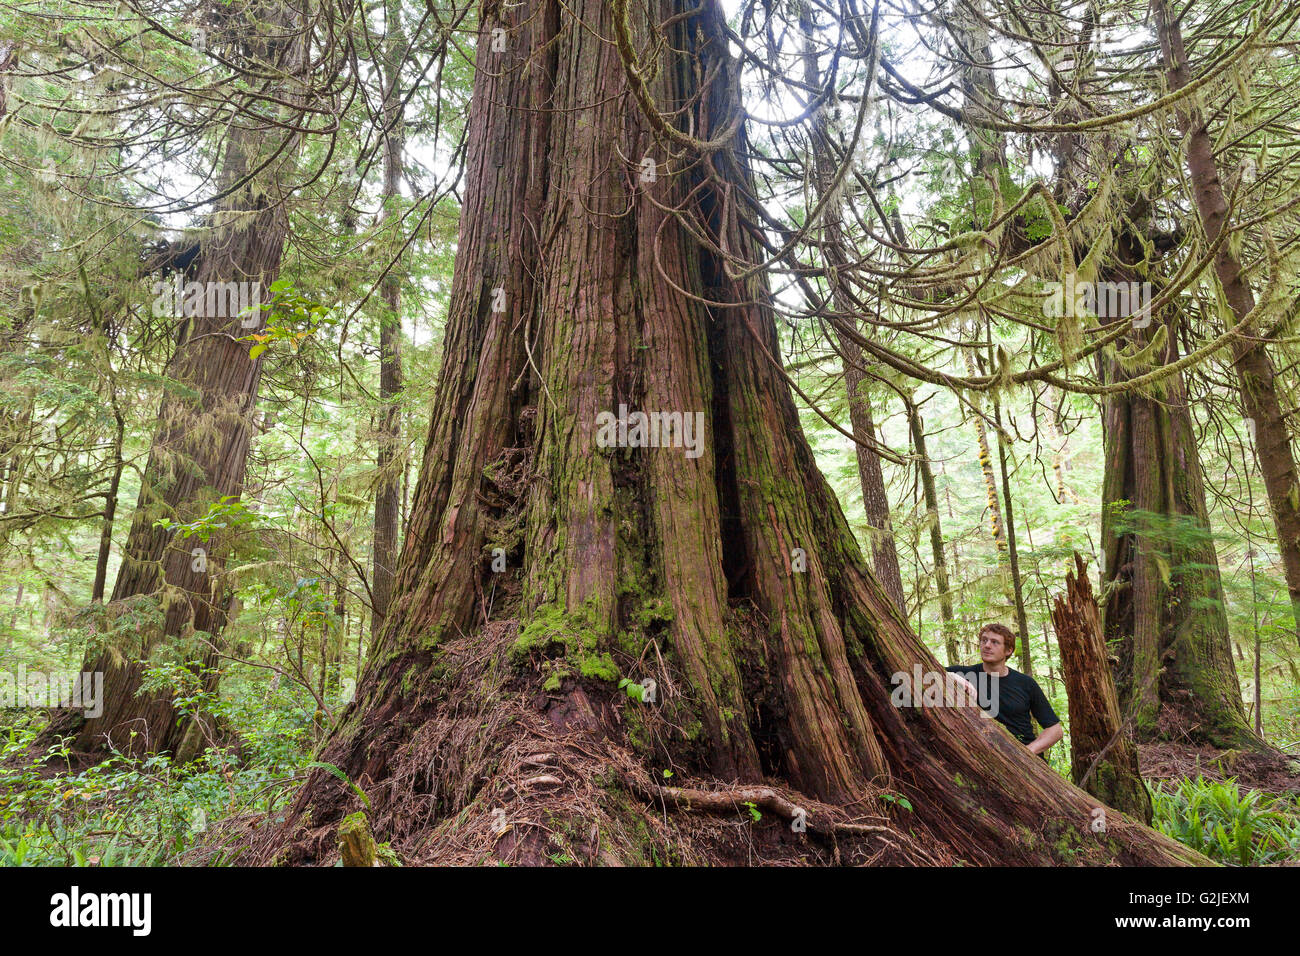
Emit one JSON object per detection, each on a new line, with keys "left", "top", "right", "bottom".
{"left": 947, "top": 623, "right": 1063, "bottom": 759}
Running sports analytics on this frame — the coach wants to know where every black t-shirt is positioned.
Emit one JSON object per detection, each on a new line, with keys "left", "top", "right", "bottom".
{"left": 945, "top": 664, "right": 1060, "bottom": 746}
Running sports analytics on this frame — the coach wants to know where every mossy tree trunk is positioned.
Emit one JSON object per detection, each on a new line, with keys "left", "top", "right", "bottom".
{"left": 269, "top": 0, "right": 1203, "bottom": 866}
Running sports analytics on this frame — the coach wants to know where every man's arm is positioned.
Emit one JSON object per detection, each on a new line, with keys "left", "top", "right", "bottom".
{"left": 1025, "top": 677, "right": 1063, "bottom": 755}
{"left": 1026, "top": 721, "right": 1063, "bottom": 755}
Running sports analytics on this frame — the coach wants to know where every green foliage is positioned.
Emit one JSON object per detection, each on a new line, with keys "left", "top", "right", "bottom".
{"left": 306, "top": 761, "right": 371, "bottom": 811}
{"left": 0, "top": 712, "right": 310, "bottom": 866}
{"left": 1151, "top": 777, "right": 1300, "bottom": 865}
{"left": 153, "top": 495, "right": 272, "bottom": 543}
{"left": 240, "top": 279, "right": 331, "bottom": 361}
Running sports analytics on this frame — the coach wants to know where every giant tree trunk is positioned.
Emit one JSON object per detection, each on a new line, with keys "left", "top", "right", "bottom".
{"left": 248, "top": 0, "right": 1202, "bottom": 867}
{"left": 1099, "top": 237, "right": 1264, "bottom": 752}
{"left": 37, "top": 3, "right": 307, "bottom": 760}
{"left": 1153, "top": 0, "right": 1300, "bottom": 648}
{"left": 1052, "top": 553, "right": 1151, "bottom": 824}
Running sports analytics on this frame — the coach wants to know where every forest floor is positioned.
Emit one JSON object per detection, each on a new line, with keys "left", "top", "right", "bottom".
{"left": 1139, "top": 741, "right": 1300, "bottom": 796}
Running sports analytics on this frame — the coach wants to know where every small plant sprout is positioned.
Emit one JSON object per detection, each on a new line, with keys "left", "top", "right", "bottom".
{"left": 617, "top": 677, "right": 656, "bottom": 703}
{"left": 880, "top": 792, "right": 913, "bottom": 812}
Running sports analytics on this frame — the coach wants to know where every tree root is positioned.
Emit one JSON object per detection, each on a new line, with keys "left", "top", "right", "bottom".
{"left": 635, "top": 781, "right": 946, "bottom": 864}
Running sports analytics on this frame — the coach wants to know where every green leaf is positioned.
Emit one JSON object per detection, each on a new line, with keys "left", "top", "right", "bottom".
{"left": 306, "top": 761, "right": 370, "bottom": 810}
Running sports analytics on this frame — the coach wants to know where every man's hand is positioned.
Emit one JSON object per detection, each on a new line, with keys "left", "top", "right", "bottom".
{"left": 947, "top": 673, "right": 992, "bottom": 718}
{"left": 1027, "top": 722, "right": 1064, "bottom": 755}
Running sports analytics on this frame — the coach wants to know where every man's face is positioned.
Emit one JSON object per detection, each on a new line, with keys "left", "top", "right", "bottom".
{"left": 978, "top": 629, "right": 1010, "bottom": 665}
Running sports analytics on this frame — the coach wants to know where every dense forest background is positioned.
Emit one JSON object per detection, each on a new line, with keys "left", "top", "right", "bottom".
{"left": 1, "top": 0, "right": 1298, "bottom": 866}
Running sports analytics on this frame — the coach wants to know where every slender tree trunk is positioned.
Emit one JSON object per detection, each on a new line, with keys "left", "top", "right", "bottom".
{"left": 965, "top": 353, "right": 1006, "bottom": 555}
{"left": 943, "top": 486, "right": 973, "bottom": 656}
{"left": 843, "top": 353, "right": 905, "bottom": 612}
{"left": 992, "top": 393, "right": 1032, "bottom": 676}
{"left": 91, "top": 405, "right": 125, "bottom": 603}
{"left": 370, "top": 0, "right": 406, "bottom": 639}
{"left": 0, "top": 406, "right": 30, "bottom": 552}
{"left": 964, "top": 350, "right": 1026, "bottom": 659}
{"left": 0, "top": 43, "right": 15, "bottom": 121}
{"left": 905, "top": 392, "right": 958, "bottom": 664}
{"left": 1045, "top": 391, "right": 1080, "bottom": 506}
{"left": 249, "top": 0, "right": 1200, "bottom": 867}
{"left": 3, "top": 582, "right": 19, "bottom": 649}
